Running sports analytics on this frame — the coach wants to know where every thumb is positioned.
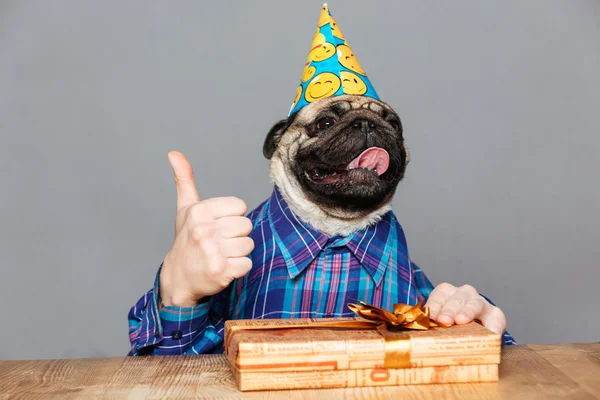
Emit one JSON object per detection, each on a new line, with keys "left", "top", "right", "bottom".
{"left": 167, "top": 151, "right": 201, "bottom": 211}
{"left": 478, "top": 305, "right": 507, "bottom": 335}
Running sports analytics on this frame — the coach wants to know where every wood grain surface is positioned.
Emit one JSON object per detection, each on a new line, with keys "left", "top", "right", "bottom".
{"left": 1, "top": 343, "right": 599, "bottom": 399}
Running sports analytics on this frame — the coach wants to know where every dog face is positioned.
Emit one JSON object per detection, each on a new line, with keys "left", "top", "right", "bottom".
{"left": 264, "top": 95, "right": 408, "bottom": 226}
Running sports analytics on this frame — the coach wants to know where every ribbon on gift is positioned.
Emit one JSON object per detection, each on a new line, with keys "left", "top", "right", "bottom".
{"left": 347, "top": 299, "right": 441, "bottom": 330}
{"left": 347, "top": 299, "right": 446, "bottom": 368}
{"left": 225, "top": 299, "right": 447, "bottom": 369}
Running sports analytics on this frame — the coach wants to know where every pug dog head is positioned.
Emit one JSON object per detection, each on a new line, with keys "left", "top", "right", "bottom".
{"left": 263, "top": 94, "right": 409, "bottom": 236}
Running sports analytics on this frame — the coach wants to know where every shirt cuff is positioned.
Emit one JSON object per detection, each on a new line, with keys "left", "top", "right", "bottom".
{"left": 157, "top": 301, "right": 212, "bottom": 350}
{"left": 152, "top": 265, "right": 212, "bottom": 353}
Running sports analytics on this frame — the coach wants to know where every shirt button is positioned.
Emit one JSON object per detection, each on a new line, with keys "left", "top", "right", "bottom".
{"left": 171, "top": 330, "right": 183, "bottom": 340}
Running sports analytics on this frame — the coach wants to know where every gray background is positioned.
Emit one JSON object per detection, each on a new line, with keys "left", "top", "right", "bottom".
{"left": 1, "top": 0, "right": 598, "bottom": 360}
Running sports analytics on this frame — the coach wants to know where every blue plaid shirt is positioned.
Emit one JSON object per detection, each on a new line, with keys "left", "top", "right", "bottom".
{"left": 128, "top": 187, "right": 514, "bottom": 355}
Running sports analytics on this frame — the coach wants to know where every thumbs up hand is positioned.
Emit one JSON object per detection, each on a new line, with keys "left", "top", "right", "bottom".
{"left": 159, "top": 151, "right": 254, "bottom": 307}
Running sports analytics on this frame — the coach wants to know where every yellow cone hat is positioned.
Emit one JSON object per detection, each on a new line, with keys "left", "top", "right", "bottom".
{"left": 289, "top": 4, "right": 380, "bottom": 116}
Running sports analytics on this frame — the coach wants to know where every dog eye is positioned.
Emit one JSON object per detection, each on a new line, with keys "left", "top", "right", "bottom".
{"left": 315, "top": 117, "right": 335, "bottom": 130}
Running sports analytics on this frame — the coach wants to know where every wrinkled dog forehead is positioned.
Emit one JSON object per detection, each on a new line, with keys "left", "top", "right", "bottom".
{"left": 292, "top": 95, "right": 398, "bottom": 126}
{"left": 271, "top": 95, "right": 400, "bottom": 160}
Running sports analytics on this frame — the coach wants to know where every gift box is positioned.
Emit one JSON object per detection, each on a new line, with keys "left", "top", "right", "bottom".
{"left": 234, "top": 363, "right": 498, "bottom": 391}
{"left": 225, "top": 313, "right": 502, "bottom": 391}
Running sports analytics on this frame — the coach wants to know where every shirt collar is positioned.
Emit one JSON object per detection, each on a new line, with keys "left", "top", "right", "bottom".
{"left": 266, "top": 187, "right": 395, "bottom": 285}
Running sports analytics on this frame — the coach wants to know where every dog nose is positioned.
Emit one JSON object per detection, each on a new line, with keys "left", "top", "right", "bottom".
{"left": 352, "top": 119, "right": 376, "bottom": 133}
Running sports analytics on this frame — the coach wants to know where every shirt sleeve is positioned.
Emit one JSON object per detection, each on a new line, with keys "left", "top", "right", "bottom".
{"left": 127, "top": 265, "right": 230, "bottom": 356}
{"left": 411, "top": 261, "right": 516, "bottom": 346}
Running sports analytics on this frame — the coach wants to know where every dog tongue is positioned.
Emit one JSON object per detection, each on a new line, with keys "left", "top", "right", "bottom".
{"left": 346, "top": 147, "right": 390, "bottom": 176}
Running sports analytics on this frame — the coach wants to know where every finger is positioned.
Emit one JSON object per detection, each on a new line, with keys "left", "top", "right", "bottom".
{"left": 200, "top": 197, "right": 248, "bottom": 219}
{"left": 168, "top": 151, "right": 200, "bottom": 211}
{"left": 226, "top": 257, "right": 253, "bottom": 279}
{"left": 425, "top": 283, "right": 457, "bottom": 320}
{"left": 217, "top": 216, "right": 253, "bottom": 238}
{"left": 221, "top": 237, "right": 255, "bottom": 258}
{"left": 454, "top": 296, "right": 487, "bottom": 325}
{"left": 436, "top": 288, "right": 474, "bottom": 326}
{"left": 479, "top": 306, "right": 507, "bottom": 335}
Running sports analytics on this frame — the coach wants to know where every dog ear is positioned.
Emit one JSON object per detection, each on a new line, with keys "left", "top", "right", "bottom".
{"left": 263, "top": 118, "right": 289, "bottom": 159}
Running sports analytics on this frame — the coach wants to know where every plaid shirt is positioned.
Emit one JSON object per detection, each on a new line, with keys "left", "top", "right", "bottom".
{"left": 128, "top": 187, "right": 514, "bottom": 355}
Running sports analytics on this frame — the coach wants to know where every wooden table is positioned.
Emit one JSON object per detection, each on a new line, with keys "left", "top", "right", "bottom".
{"left": 1, "top": 343, "right": 599, "bottom": 399}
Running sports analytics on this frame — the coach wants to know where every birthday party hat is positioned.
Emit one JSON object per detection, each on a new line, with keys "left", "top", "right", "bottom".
{"left": 288, "top": 3, "right": 380, "bottom": 116}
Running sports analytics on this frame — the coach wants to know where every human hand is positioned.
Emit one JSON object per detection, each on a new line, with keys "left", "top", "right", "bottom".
{"left": 425, "top": 283, "right": 507, "bottom": 335}
{"left": 159, "top": 151, "right": 254, "bottom": 307}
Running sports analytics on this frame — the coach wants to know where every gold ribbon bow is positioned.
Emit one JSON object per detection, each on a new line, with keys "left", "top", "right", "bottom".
{"left": 346, "top": 299, "right": 443, "bottom": 368}
{"left": 347, "top": 299, "right": 441, "bottom": 331}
